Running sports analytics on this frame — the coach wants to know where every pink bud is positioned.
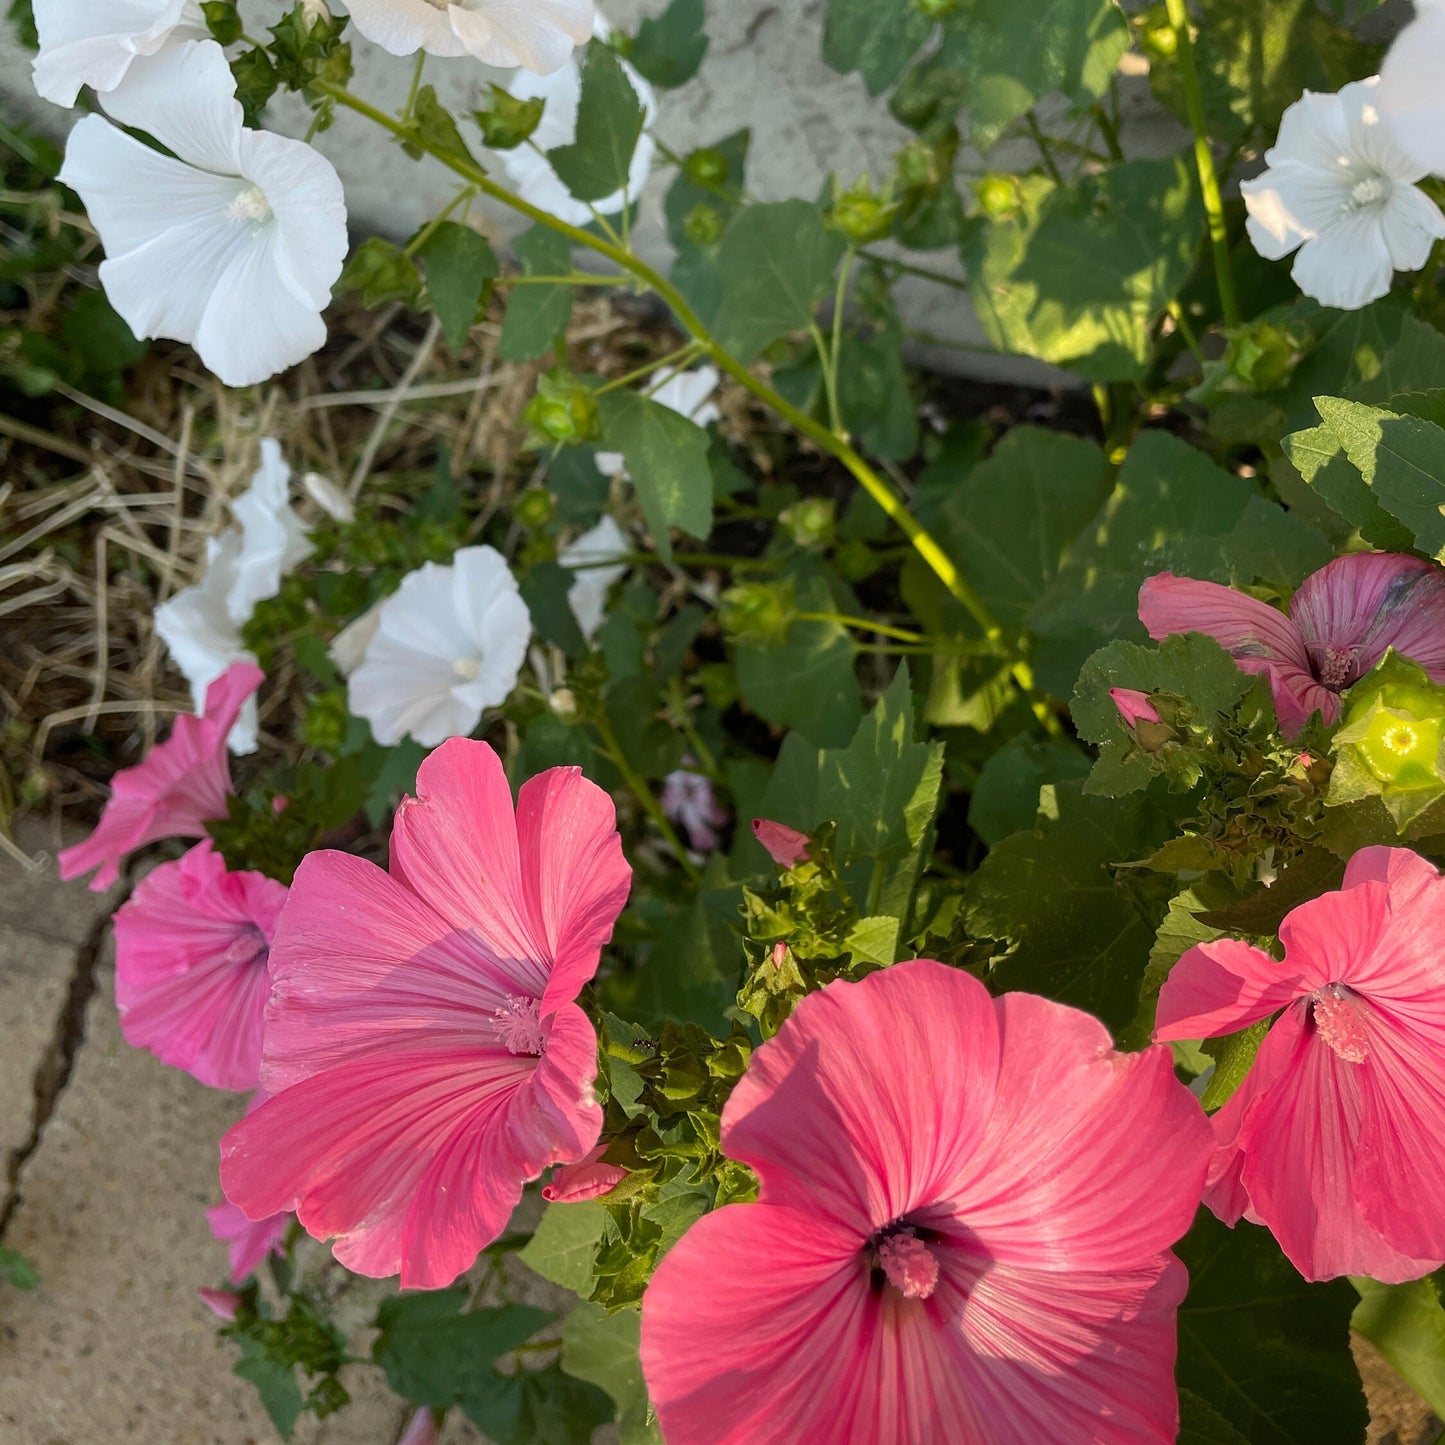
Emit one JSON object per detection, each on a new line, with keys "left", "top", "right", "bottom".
{"left": 197, "top": 1287, "right": 241, "bottom": 1322}
{"left": 398, "top": 1409, "right": 439, "bottom": 1445}
{"left": 771, "top": 941, "right": 788, "bottom": 970}
{"left": 1110, "top": 688, "right": 1161, "bottom": 729}
{"left": 751, "top": 818, "right": 811, "bottom": 868}
{"left": 1295, "top": 752, "right": 1315, "bottom": 770}
{"left": 271, "top": 795, "right": 289, "bottom": 814}
{"left": 542, "top": 1145, "right": 627, "bottom": 1204}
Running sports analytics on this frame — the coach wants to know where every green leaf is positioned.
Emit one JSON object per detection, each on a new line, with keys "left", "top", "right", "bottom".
{"left": 548, "top": 40, "right": 645, "bottom": 203}
{"left": 1178, "top": 1389, "right": 1252, "bottom": 1445}
{"left": 373, "top": 1290, "right": 553, "bottom": 1406}
{"left": 338, "top": 236, "right": 422, "bottom": 309}
{"left": 964, "top": 157, "right": 1204, "bottom": 382}
{"left": 628, "top": 0, "right": 708, "bottom": 88}
{"left": 500, "top": 225, "right": 574, "bottom": 361}
{"left": 473, "top": 83, "right": 546, "bottom": 149}
{"left": 1352, "top": 1274, "right": 1445, "bottom": 1419}
{"left": 521, "top": 559, "right": 587, "bottom": 654}
{"left": 822, "top": 0, "right": 934, "bottom": 95}
{"left": 836, "top": 322, "right": 919, "bottom": 460}
{"left": 410, "top": 86, "right": 481, "bottom": 173}
{"left": 519, "top": 1200, "right": 609, "bottom": 1295}
{"left": 952, "top": 0, "right": 1130, "bottom": 150}
{"left": 1281, "top": 421, "right": 1414, "bottom": 553}
{"left": 1312, "top": 396, "right": 1445, "bottom": 560}
{"left": 560, "top": 1304, "right": 660, "bottom": 1444}
{"left": 596, "top": 388, "right": 713, "bottom": 561}
{"left": 0, "top": 1246, "right": 38, "bottom": 1290}
{"left": 1219, "top": 495, "right": 1332, "bottom": 588}
{"left": 461, "top": 1360, "right": 613, "bottom": 1445}
{"left": 233, "top": 1338, "right": 304, "bottom": 1440}
{"left": 417, "top": 220, "right": 499, "bottom": 352}
{"left": 845, "top": 914, "right": 902, "bottom": 965}
{"left": 1177, "top": 1211, "right": 1368, "bottom": 1445}
{"left": 711, "top": 201, "right": 846, "bottom": 363}
{"left": 965, "top": 782, "right": 1165, "bottom": 1030}
{"left": 967, "top": 734, "right": 1093, "bottom": 846}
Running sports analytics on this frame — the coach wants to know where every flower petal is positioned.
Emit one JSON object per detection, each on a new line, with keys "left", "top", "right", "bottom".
{"left": 941, "top": 992, "right": 1211, "bottom": 1272}
{"left": 449, "top": 0, "right": 594, "bottom": 71}
{"left": 1380, "top": 7, "right": 1445, "bottom": 177}
{"left": 342, "top": 0, "right": 465, "bottom": 56}
{"left": 1380, "top": 182, "right": 1445, "bottom": 272}
{"left": 1291, "top": 210, "right": 1397, "bottom": 311}
{"left": 720, "top": 960, "right": 1003, "bottom": 1237}
{"left": 1154, "top": 937, "right": 1303, "bottom": 1041}
{"left": 32, "top": 0, "right": 205, "bottom": 108}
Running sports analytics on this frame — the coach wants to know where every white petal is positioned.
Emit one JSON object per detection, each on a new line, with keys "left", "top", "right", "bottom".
{"left": 649, "top": 365, "right": 721, "bottom": 426}
{"left": 1380, "top": 8, "right": 1445, "bottom": 178}
{"left": 449, "top": 0, "right": 594, "bottom": 72}
{"left": 342, "top": 0, "right": 467, "bottom": 56}
{"left": 303, "top": 471, "right": 355, "bottom": 524}
{"left": 227, "top": 439, "right": 313, "bottom": 621}
{"left": 329, "top": 603, "right": 382, "bottom": 677}
{"left": 465, "top": 590, "right": 533, "bottom": 707}
{"left": 1380, "top": 183, "right": 1445, "bottom": 272}
{"left": 1267, "top": 88, "right": 1353, "bottom": 174}
{"left": 560, "top": 514, "right": 629, "bottom": 639}
{"left": 31, "top": 0, "right": 204, "bottom": 108}
{"left": 1291, "top": 211, "right": 1397, "bottom": 311}
{"left": 1242, "top": 163, "right": 1347, "bottom": 256}
{"left": 350, "top": 642, "right": 473, "bottom": 747}
{"left": 593, "top": 451, "right": 627, "bottom": 478}
{"left": 97, "top": 39, "right": 244, "bottom": 175}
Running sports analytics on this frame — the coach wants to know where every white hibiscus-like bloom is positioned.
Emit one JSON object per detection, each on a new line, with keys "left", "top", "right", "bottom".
{"left": 497, "top": 20, "right": 657, "bottom": 224}
{"left": 559, "top": 513, "right": 630, "bottom": 639}
{"left": 31, "top": 0, "right": 207, "bottom": 109}
{"left": 58, "top": 40, "right": 348, "bottom": 388}
{"left": 596, "top": 365, "right": 720, "bottom": 478}
{"left": 1380, "top": 0, "right": 1445, "bottom": 178}
{"left": 348, "top": 546, "right": 533, "bottom": 748}
{"left": 1242, "top": 77, "right": 1445, "bottom": 311}
{"left": 155, "top": 440, "right": 313, "bottom": 753}
{"left": 343, "top": 0, "right": 592, "bottom": 70}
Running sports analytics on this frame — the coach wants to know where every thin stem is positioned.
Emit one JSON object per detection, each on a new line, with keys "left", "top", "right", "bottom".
{"left": 1166, "top": 298, "right": 1206, "bottom": 366}
{"left": 864, "top": 252, "right": 969, "bottom": 291}
{"left": 796, "top": 611, "right": 926, "bottom": 646}
{"left": 403, "top": 185, "right": 478, "bottom": 256}
{"left": 1025, "top": 112, "right": 1064, "bottom": 186}
{"left": 1164, "top": 0, "right": 1240, "bottom": 329}
{"left": 594, "top": 341, "right": 705, "bottom": 397}
{"left": 497, "top": 271, "right": 631, "bottom": 286}
{"left": 402, "top": 52, "right": 427, "bottom": 120}
{"left": 810, "top": 323, "right": 842, "bottom": 436}
{"left": 826, "top": 247, "right": 856, "bottom": 438}
{"left": 592, "top": 707, "right": 702, "bottom": 881}
{"left": 1092, "top": 97, "right": 1125, "bottom": 164}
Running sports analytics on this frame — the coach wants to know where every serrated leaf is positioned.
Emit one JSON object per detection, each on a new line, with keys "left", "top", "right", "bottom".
{"left": 500, "top": 225, "right": 574, "bottom": 361}
{"left": 418, "top": 220, "right": 498, "bottom": 352}
{"left": 967, "top": 734, "right": 1092, "bottom": 846}
{"left": 233, "top": 1338, "right": 304, "bottom": 1440}
{"left": 410, "top": 86, "right": 481, "bottom": 172}
{"left": 628, "top": 0, "right": 708, "bottom": 88}
{"left": 519, "top": 1201, "right": 609, "bottom": 1295}
{"left": 548, "top": 41, "right": 645, "bottom": 203}
{"left": 845, "top": 914, "right": 902, "bottom": 965}
{"left": 711, "top": 201, "right": 845, "bottom": 363}
{"left": 822, "top": 0, "right": 934, "bottom": 95}
{"left": 1352, "top": 1274, "right": 1445, "bottom": 1419}
{"left": 560, "top": 1304, "right": 660, "bottom": 1444}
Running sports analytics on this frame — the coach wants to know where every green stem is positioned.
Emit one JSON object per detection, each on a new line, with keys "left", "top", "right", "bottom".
{"left": 1025, "top": 112, "right": 1064, "bottom": 186}
{"left": 316, "top": 82, "right": 1021, "bottom": 667}
{"left": 1164, "top": 0, "right": 1240, "bottom": 329}
{"left": 402, "top": 52, "right": 427, "bottom": 120}
{"left": 796, "top": 611, "right": 926, "bottom": 646}
{"left": 810, "top": 323, "right": 843, "bottom": 437}
{"left": 595, "top": 341, "right": 705, "bottom": 398}
{"left": 592, "top": 708, "right": 703, "bottom": 881}
{"left": 1166, "top": 298, "right": 1206, "bottom": 366}
{"left": 497, "top": 271, "right": 632, "bottom": 287}
{"left": 826, "top": 246, "right": 856, "bottom": 438}
{"left": 403, "top": 185, "right": 478, "bottom": 256}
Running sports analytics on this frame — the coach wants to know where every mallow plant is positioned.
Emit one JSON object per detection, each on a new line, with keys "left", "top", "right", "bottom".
{"left": 23, "top": 0, "right": 1445, "bottom": 1439}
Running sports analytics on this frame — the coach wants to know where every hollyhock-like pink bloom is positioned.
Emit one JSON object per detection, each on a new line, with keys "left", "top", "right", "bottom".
{"left": 197, "top": 1286, "right": 242, "bottom": 1322}
{"left": 1110, "top": 687, "right": 1161, "bottom": 729}
{"left": 641, "top": 960, "right": 1212, "bottom": 1444}
{"left": 113, "top": 839, "right": 286, "bottom": 1091}
{"left": 661, "top": 768, "right": 728, "bottom": 852}
{"left": 208, "top": 1092, "right": 290, "bottom": 1283}
{"left": 1155, "top": 846, "right": 1445, "bottom": 1283}
{"left": 219, "top": 739, "right": 631, "bottom": 1289}
{"left": 751, "top": 817, "right": 811, "bottom": 869}
{"left": 57, "top": 659, "right": 262, "bottom": 890}
{"left": 542, "top": 1144, "right": 627, "bottom": 1204}
{"left": 1139, "top": 553, "right": 1445, "bottom": 736}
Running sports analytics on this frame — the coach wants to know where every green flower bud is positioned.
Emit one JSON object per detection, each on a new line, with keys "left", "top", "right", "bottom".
{"left": 827, "top": 176, "right": 899, "bottom": 246}
{"left": 522, "top": 370, "right": 601, "bottom": 447}
{"left": 682, "top": 201, "right": 726, "bottom": 248}
{"left": 915, "top": 0, "right": 959, "bottom": 17}
{"left": 1134, "top": 5, "right": 1179, "bottom": 61}
{"left": 780, "top": 496, "right": 836, "bottom": 550}
{"left": 514, "top": 488, "right": 556, "bottom": 529}
{"left": 684, "top": 147, "right": 730, "bottom": 188}
{"left": 895, "top": 140, "right": 941, "bottom": 192}
{"left": 973, "top": 172, "right": 1021, "bottom": 221}
{"left": 719, "top": 580, "right": 796, "bottom": 643}
{"left": 302, "top": 691, "right": 349, "bottom": 752}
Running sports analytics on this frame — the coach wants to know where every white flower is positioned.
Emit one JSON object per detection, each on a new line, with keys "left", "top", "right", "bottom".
{"left": 58, "top": 40, "right": 348, "bottom": 388}
{"left": 559, "top": 514, "right": 630, "bottom": 639}
{"left": 329, "top": 603, "right": 382, "bottom": 677}
{"left": 1380, "top": 0, "right": 1445, "bottom": 179}
{"left": 154, "top": 440, "right": 313, "bottom": 753}
{"left": 31, "top": 0, "right": 206, "bottom": 109}
{"left": 595, "top": 365, "right": 719, "bottom": 477}
{"left": 1242, "top": 77, "right": 1445, "bottom": 311}
{"left": 302, "top": 471, "right": 356, "bottom": 524}
{"left": 343, "top": 0, "right": 592, "bottom": 71}
{"left": 497, "top": 19, "right": 657, "bottom": 224}
{"left": 348, "top": 546, "right": 532, "bottom": 748}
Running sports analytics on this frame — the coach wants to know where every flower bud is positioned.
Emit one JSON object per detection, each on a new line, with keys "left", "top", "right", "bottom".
{"left": 684, "top": 147, "right": 730, "bottom": 188}
{"left": 682, "top": 202, "right": 726, "bottom": 248}
{"left": 973, "top": 173, "right": 1022, "bottom": 221}
{"left": 198, "top": 1287, "right": 242, "bottom": 1322}
{"left": 549, "top": 687, "right": 578, "bottom": 720}
{"left": 752, "top": 818, "right": 811, "bottom": 869}
{"left": 719, "top": 581, "right": 795, "bottom": 643}
{"left": 542, "top": 1145, "right": 627, "bottom": 1203}
{"left": 827, "top": 176, "right": 899, "bottom": 246}
{"left": 1134, "top": 4, "right": 1178, "bottom": 61}
{"left": 515, "top": 488, "right": 556, "bottom": 529}
{"left": 472, "top": 84, "right": 545, "bottom": 150}
{"left": 300, "top": 0, "right": 332, "bottom": 26}
{"left": 523, "top": 370, "right": 601, "bottom": 448}
{"left": 780, "top": 496, "right": 836, "bottom": 551}
{"left": 398, "top": 1409, "right": 439, "bottom": 1445}
{"left": 302, "top": 470, "right": 354, "bottom": 524}
{"left": 1110, "top": 688, "right": 1161, "bottom": 729}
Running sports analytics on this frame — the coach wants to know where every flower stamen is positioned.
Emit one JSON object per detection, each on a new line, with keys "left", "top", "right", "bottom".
{"left": 876, "top": 1229, "right": 940, "bottom": 1301}
{"left": 494, "top": 995, "right": 546, "bottom": 1056}
{"left": 227, "top": 185, "right": 272, "bottom": 224}
{"left": 1310, "top": 984, "right": 1370, "bottom": 1064}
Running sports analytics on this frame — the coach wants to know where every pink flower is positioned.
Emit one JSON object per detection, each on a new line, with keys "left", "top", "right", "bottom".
{"left": 219, "top": 739, "right": 631, "bottom": 1289}
{"left": 542, "top": 1144, "right": 627, "bottom": 1203}
{"left": 113, "top": 839, "right": 286, "bottom": 1091}
{"left": 398, "top": 1410, "right": 439, "bottom": 1445}
{"left": 660, "top": 768, "right": 727, "bottom": 852}
{"left": 1155, "top": 846, "right": 1445, "bottom": 1283}
{"left": 197, "top": 1287, "right": 243, "bottom": 1322}
{"left": 640, "top": 960, "right": 1212, "bottom": 1445}
{"left": 750, "top": 817, "right": 810, "bottom": 869}
{"left": 58, "top": 660, "right": 263, "bottom": 890}
{"left": 1110, "top": 687, "right": 1161, "bottom": 729}
{"left": 209, "top": 1091, "right": 290, "bottom": 1283}
{"left": 1139, "top": 554, "right": 1445, "bottom": 736}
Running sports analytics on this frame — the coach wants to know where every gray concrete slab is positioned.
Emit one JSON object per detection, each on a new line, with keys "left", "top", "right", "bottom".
{"left": 0, "top": 925, "right": 72, "bottom": 1165}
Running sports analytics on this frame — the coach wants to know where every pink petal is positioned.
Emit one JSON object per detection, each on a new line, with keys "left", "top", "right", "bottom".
{"left": 1138, "top": 573, "right": 1332, "bottom": 733}
{"left": 206, "top": 1199, "right": 288, "bottom": 1284}
{"left": 57, "top": 659, "right": 262, "bottom": 889}
{"left": 1291, "top": 552, "right": 1445, "bottom": 685}
{"left": 1235, "top": 1005, "right": 1439, "bottom": 1282}
{"left": 542, "top": 1144, "right": 627, "bottom": 1203}
{"left": 751, "top": 817, "right": 812, "bottom": 868}
{"left": 1153, "top": 937, "right": 1304, "bottom": 1041}
{"left": 1276, "top": 876, "right": 1396, "bottom": 996}
{"left": 719, "top": 960, "right": 1003, "bottom": 1238}
{"left": 941, "top": 992, "right": 1211, "bottom": 1272}
{"left": 197, "top": 1287, "right": 242, "bottom": 1322}
{"left": 113, "top": 840, "right": 285, "bottom": 1091}
{"left": 1109, "top": 688, "right": 1161, "bottom": 728}
{"left": 398, "top": 1410, "right": 439, "bottom": 1445}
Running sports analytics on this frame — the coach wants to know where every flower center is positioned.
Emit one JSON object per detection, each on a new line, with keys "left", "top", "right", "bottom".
{"left": 221, "top": 925, "right": 268, "bottom": 970}
{"left": 493, "top": 995, "right": 546, "bottom": 1056}
{"left": 227, "top": 185, "right": 272, "bottom": 224}
{"left": 453, "top": 656, "right": 483, "bottom": 682}
{"left": 1314, "top": 642, "right": 1359, "bottom": 692}
{"left": 1383, "top": 724, "right": 1420, "bottom": 756}
{"left": 1347, "top": 174, "right": 1389, "bottom": 210}
{"left": 1310, "top": 984, "right": 1370, "bottom": 1064}
{"left": 874, "top": 1227, "right": 939, "bottom": 1301}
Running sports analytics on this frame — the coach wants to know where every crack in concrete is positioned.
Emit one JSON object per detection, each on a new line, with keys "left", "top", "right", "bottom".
{"left": 0, "top": 904, "right": 112, "bottom": 1244}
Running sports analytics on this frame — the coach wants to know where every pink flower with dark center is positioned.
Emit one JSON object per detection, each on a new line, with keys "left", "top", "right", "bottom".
{"left": 542, "top": 1144, "right": 627, "bottom": 1203}
{"left": 660, "top": 768, "right": 727, "bottom": 852}
{"left": 58, "top": 660, "right": 263, "bottom": 890}
{"left": 1110, "top": 687, "right": 1161, "bottom": 729}
{"left": 1155, "top": 846, "right": 1445, "bottom": 1283}
{"left": 114, "top": 839, "right": 286, "bottom": 1090}
{"left": 751, "top": 817, "right": 811, "bottom": 869}
{"left": 640, "top": 960, "right": 1213, "bottom": 1445}
{"left": 1139, "top": 553, "right": 1445, "bottom": 736}
{"left": 219, "top": 739, "right": 631, "bottom": 1289}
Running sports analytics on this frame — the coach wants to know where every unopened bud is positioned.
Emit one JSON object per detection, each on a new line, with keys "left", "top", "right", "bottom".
{"left": 973, "top": 173, "right": 1021, "bottom": 221}
{"left": 549, "top": 687, "right": 578, "bottom": 720}
{"left": 1110, "top": 688, "right": 1161, "bottom": 729}
{"left": 302, "top": 470, "right": 354, "bottom": 524}
{"left": 752, "top": 817, "right": 811, "bottom": 869}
